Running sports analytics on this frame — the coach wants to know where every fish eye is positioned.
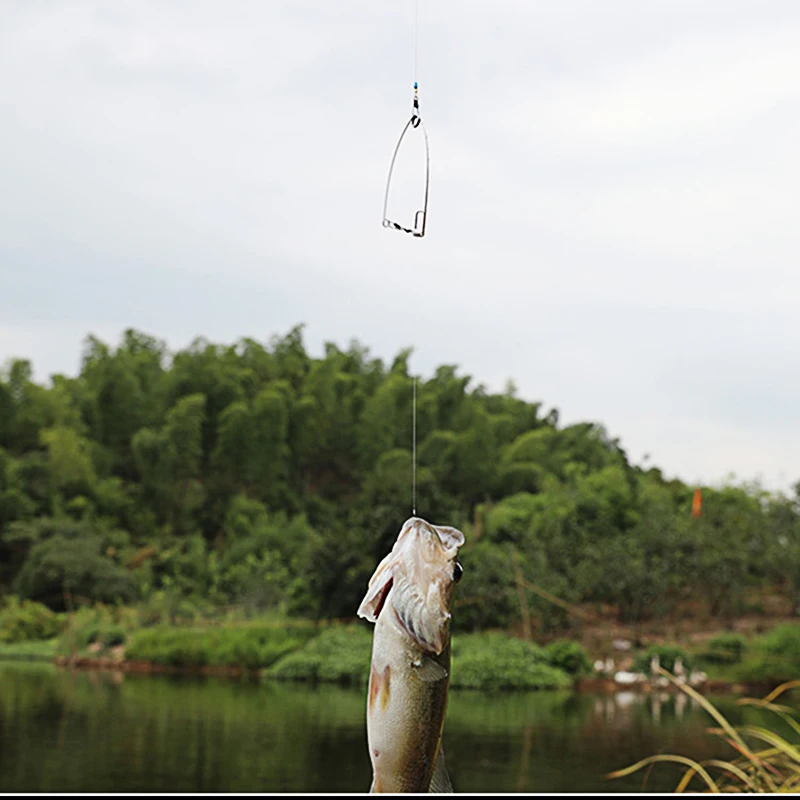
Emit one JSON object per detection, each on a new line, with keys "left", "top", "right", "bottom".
{"left": 453, "top": 561, "right": 463, "bottom": 583}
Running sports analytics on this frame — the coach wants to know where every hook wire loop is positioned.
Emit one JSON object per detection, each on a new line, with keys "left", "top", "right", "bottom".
{"left": 381, "top": 111, "right": 430, "bottom": 238}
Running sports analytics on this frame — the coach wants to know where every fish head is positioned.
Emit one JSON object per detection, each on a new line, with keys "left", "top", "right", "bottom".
{"left": 357, "top": 517, "right": 465, "bottom": 655}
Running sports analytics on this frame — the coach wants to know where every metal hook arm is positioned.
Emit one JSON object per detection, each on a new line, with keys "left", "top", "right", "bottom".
{"left": 381, "top": 84, "right": 430, "bottom": 238}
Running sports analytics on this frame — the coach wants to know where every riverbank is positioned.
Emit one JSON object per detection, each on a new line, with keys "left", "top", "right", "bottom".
{"left": 14, "top": 626, "right": 798, "bottom": 698}
{"left": 2, "top": 598, "right": 798, "bottom": 692}
{"left": 50, "top": 654, "right": 781, "bottom": 697}
{"left": 0, "top": 639, "right": 58, "bottom": 662}
{"left": 4, "top": 625, "right": 581, "bottom": 690}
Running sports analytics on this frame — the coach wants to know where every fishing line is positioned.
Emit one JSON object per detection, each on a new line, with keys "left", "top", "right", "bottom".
{"left": 382, "top": 0, "right": 430, "bottom": 237}
{"left": 412, "top": 375, "right": 417, "bottom": 516}
{"left": 413, "top": 0, "right": 419, "bottom": 86}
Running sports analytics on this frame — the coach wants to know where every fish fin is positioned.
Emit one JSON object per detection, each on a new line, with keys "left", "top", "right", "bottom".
{"left": 357, "top": 520, "right": 419, "bottom": 621}
{"left": 357, "top": 554, "right": 395, "bottom": 622}
{"left": 414, "top": 655, "right": 448, "bottom": 683}
{"left": 432, "top": 525, "right": 465, "bottom": 553}
{"left": 428, "top": 744, "right": 453, "bottom": 793}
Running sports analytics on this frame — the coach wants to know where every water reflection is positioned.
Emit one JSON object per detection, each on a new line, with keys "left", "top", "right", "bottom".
{"left": 591, "top": 689, "right": 696, "bottom": 726}
{"left": 0, "top": 662, "right": 784, "bottom": 793}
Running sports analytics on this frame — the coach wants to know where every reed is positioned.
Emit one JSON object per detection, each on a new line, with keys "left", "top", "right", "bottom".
{"left": 608, "top": 669, "right": 800, "bottom": 793}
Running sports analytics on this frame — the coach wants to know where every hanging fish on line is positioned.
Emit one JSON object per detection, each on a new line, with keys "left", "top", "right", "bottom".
{"left": 357, "top": 516, "right": 465, "bottom": 793}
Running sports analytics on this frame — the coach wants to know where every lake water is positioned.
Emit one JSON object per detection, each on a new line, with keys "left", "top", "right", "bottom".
{"left": 0, "top": 661, "right": 780, "bottom": 793}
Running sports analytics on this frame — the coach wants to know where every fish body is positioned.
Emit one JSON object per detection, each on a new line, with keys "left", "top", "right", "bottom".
{"left": 357, "top": 517, "right": 465, "bottom": 793}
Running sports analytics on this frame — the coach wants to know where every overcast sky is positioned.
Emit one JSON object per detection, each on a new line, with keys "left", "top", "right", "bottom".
{"left": 2, "top": 1, "right": 800, "bottom": 493}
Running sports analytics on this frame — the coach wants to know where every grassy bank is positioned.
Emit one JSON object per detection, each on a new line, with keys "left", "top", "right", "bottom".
{"left": 50, "top": 614, "right": 583, "bottom": 690}
{"left": 126, "top": 623, "right": 318, "bottom": 670}
{"left": 632, "top": 624, "right": 800, "bottom": 686}
{"left": 2, "top": 597, "right": 798, "bottom": 691}
{"left": 0, "top": 638, "right": 58, "bottom": 661}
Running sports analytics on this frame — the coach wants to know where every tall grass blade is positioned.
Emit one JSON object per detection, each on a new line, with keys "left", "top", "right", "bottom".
{"left": 607, "top": 754, "right": 721, "bottom": 792}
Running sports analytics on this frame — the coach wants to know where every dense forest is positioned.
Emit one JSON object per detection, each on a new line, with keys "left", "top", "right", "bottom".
{"left": 1, "top": 326, "right": 799, "bottom": 632}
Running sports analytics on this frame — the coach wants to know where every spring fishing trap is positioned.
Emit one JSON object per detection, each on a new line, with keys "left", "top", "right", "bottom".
{"left": 382, "top": 3, "right": 430, "bottom": 238}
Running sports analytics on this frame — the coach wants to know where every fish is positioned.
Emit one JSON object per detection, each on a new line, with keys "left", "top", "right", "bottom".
{"left": 357, "top": 516, "right": 465, "bottom": 793}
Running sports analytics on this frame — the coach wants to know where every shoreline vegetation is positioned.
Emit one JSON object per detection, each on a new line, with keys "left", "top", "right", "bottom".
{"left": 608, "top": 673, "right": 800, "bottom": 793}
{"left": 1, "top": 598, "right": 797, "bottom": 693}
{"left": 1, "top": 327, "right": 799, "bottom": 696}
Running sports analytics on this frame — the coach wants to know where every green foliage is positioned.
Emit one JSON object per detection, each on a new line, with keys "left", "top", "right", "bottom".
{"left": 267, "top": 625, "right": 373, "bottom": 686}
{"left": 691, "top": 625, "right": 800, "bottom": 684}
{"left": 0, "top": 637, "right": 58, "bottom": 660}
{"left": 40, "top": 425, "right": 96, "bottom": 493}
{"left": 55, "top": 604, "right": 141, "bottom": 656}
{"left": 451, "top": 632, "right": 572, "bottom": 690}
{"left": 545, "top": 639, "right": 592, "bottom": 676}
{"left": 731, "top": 625, "right": 800, "bottom": 682}
{"left": 126, "top": 623, "right": 316, "bottom": 669}
{"left": 735, "top": 656, "right": 799, "bottom": 684}
{"left": 761, "top": 624, "right": 800, "bottom": 662}
{"left": 453, "top": 540, "right": 517, "bottom": 631}
{"left": 3, "top": 326, "right": 800, "bottom": 630}
{"left": 698, "top": 632, "right": 749, "bottom": 666}
{"left": 0, "top": 596, "right": 65, "bottom": 643}
{"left": 11, "top": 518, "right": 137, "bottom": 609}
{"left": 633, "top": 645, "right": 692, "bottom": 674}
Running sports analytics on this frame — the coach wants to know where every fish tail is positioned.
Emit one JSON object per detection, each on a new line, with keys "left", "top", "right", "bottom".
{"left": 428, "top": 743, "right": 453, "bottom": 793}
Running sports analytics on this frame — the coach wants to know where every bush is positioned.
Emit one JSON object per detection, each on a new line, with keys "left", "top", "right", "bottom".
{"left": 100, "top": 625, "right": 127, "bottom": 647}
{"left": 735, "top": 656, "right": 798, "bottom": 684}
{"left": 698, "top": 633, "right": 748, "bottom": 666}
{"left": 56, "top": 606, "right": 121, "bottom": 655}
{"left": 267, "top": 625, "right": 373, "bottom": 686}
{"left": 633, "top": 644, "right": 692, "bottom": 675}
{"left": 451, "top": 633, "right": 572, "bottom": 691}
{"left": 545, "top": 639, "right": 591, "bottom": 675}
{"left": 732, "top": 625, "right": 800, "bottom": 683}
{"left": 126, "top": 623, "right": 316, "bottom": 669}
{"left": 761, "top": 624, "right": 800, "bottom": 663}
{"left": 11, "top": 519, "right": 137, "bottom": 609}
{"left": 0, "top": 596, "right": 65, "bottom": 643}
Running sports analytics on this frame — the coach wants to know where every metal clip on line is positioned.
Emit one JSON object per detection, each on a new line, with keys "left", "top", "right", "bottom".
{"left": 382, "top": 83, "right": 430, "bottom": 238}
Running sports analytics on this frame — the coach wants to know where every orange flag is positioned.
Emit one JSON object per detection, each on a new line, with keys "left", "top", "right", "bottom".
{"left": 691, "top": 489, "right": 702, "bottom": 518}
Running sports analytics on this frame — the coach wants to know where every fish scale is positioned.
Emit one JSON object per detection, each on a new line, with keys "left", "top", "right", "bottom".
{"left": 357, "top": 517, "right": 464, "bottom": 793}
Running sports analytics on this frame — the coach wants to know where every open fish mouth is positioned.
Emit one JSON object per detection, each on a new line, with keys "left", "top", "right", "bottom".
{"left": 357, "top": 517, "right": 465, "bottom": 633}
{"left": 358, "top": 517, "right": 465, "bottom": 656}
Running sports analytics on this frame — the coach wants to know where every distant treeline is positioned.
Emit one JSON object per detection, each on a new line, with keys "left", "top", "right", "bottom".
{"left": 1, "top": 326, "right": 798, "bottom": 630}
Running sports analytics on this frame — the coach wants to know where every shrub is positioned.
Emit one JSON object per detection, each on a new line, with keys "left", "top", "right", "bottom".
{"left": 545, "top": 639, "right": 591, "bottom": 675}
{"left": 0, "top": 596, "right": 65, "bottom": 643}
{"left": 732, "top": 625, "right": 800, "bottom": 684}
{"left": 698, "top": 633, "right": 748, "bottom": 666}
{"left": 267, "top": 625, "right": 373, "bottom": 686}
{"left": 761, "top": 624, "right": 800, "bottom": 663}
{"left": 451, "top": 633, "right": 572, "bottom": 691}
{"left": 56, "top": 606, "right": 117, "bottom": 655}
{"left": 735, "top": 657, "right": 798, "bottom": 684}
{"left": 126, "top": 623, "right": 316, "bottom": 669}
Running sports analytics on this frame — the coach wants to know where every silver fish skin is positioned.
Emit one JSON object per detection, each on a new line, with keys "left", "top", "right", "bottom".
{"left": 357, "top": 516, "right": 465, "bottom": 794}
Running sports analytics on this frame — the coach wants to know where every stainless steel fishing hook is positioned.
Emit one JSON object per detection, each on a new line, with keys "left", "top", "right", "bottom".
{"left": 382, "top": 83, "right": 430, "bottom": 238}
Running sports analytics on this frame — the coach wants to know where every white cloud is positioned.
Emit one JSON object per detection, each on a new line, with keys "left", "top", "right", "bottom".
{"left": 1, "top": 0, "right": 799, "bottom": 491}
